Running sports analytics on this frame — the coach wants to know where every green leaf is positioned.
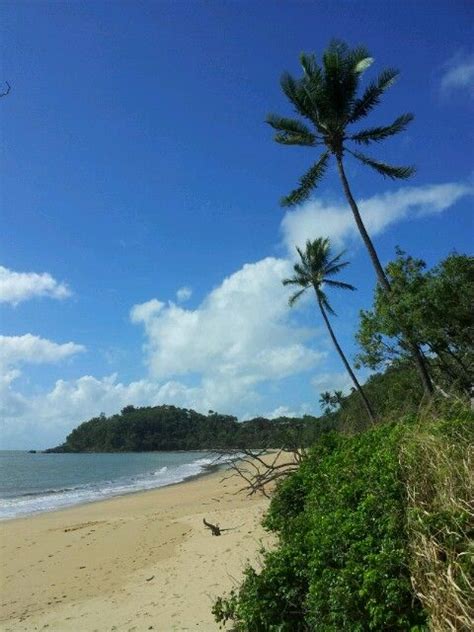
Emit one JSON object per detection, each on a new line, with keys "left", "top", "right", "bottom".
{"left": 349, "top": 149, "right": 416, "bottom": 180}
{"left": 349, "top": 68, "right": 399, "bottom": 123}
{"left": 281, "top": 151, "right": 330, "bottom": 207}
{"left": 350, "top": 113, "right": 414, "bottom": 145}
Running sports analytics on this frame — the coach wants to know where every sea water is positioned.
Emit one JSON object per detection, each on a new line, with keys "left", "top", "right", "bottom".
{"left": 0, "top": 450, "right": 217, "bottom": 520}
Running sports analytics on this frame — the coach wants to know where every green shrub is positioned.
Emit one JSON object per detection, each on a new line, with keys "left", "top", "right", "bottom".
{"left": 214, "top": 423, "right": 428, "bottom": 631}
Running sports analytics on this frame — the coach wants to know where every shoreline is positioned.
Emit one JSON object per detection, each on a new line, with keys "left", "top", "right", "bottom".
{"left": 0, "top": 463, "right": 272, "bottom": 631}
{"left": 0, "top": 460, "right": 226, "bottom": 524}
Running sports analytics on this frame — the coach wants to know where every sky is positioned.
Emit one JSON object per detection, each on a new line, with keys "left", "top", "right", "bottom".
{"left": 1, "top": 0, "right": 473, "bottom": 449}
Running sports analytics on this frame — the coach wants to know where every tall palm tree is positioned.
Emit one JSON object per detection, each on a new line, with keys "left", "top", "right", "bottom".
{"left": 283, "top": 237, "right": 375, "bottom": 424}
{"left": 267, "top": 40, "right": 433, "bottom": 396}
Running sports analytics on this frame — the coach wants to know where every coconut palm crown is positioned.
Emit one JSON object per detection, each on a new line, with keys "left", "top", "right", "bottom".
{"left": 283, "top": 237, "right": 375, "bottom": 423}
{"left": 283, "top": 238, "right": 355, "bottom": 311}
{"left": 267, "top": 40, "right": 415, "bottom": 207}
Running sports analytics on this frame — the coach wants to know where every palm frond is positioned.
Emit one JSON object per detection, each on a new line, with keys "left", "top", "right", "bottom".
{"left": 351, "top": 47, "right": 373, "bottom": 74}
{"left": 299, "top": 52, "right": 320, "bottom": 80}
{"left": 282, "top": 276, "right": 301, "bottom": 287}
{"left": 349, "top": 149, "right": 416, "bottom": 180}
{"left": 324, "top": 260, "right": 351, "bottom": 276}
{"left": 322, "top": 40, "right": 358, "bottom": 122}
{"left": 350, "top": 113, "right": 414, "bottom": 145}
{"left": 266, "top": 113, "right": 317, "bottom": 146}
{"left": 293, "top": 262, "right": 308, "bottom": 278}
{"left": 281, "top": 151, "right": 330, "bottom": 207}
{"left": 349, "top": 68, "right": 399, "bottom": 123}
{"left": 266, "top": 114, "right": 313, "bottom": 135}
{"left": 280, "top": 72, "right": 314, "bottom": 122}
{"left": 274, "top": 132, "right": 317, "bottom": 146}
{"left": 324, "top": 279, "right": 356, "bottom": 291}
{"left": 319, "top": 290, "right": 336, "bottom": 316}
{"left": 288, "top": 288, "right": 307, "bottom": 307}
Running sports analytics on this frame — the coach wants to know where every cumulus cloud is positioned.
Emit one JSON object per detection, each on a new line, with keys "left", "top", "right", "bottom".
{"left": 0, "top": 266, "right": 71, "bottom": 305}
{"left": 0, "top": 334, "right": 85, "bottom": 367}
{"left": 281, "top": 182, "right": 472, "bottom": 253}
{"left": 176, "top": 286, "right": 192, "bottom": 302}
{"left": 131, "top": 257, "right": 323, "bottom": 381}
{"left": 0, "top": 334, "right": 86, "bottom": 448}
{"left": 440, "top": 53, "right": 474, "bottom": 95}
{"left": 0, "top": 373, "right": 160, "bottom": 449}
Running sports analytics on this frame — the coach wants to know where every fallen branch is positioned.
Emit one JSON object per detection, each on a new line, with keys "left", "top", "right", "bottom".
{"left": 203, "top": 517, "right": 221, "bottom": 536}
{"left": 220, "top": 448, "right": 304, "bottom": 498}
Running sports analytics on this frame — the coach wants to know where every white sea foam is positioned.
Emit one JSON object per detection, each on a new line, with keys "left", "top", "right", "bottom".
{"left": 0, "top": 454, "right": 220, "bottom": 520}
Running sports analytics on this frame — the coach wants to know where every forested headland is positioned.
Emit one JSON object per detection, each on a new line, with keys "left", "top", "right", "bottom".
{"left": 45, "top": 405, "right": 330, "bottom": 453}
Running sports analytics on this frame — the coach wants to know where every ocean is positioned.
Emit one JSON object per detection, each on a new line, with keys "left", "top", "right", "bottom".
{"left": 0, "top": 450, "right": 218, "bottom": 520}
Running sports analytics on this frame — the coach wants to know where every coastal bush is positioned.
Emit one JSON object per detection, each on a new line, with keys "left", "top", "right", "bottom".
{"left": 214, "top": 422, "right": 428, "bottom": 631}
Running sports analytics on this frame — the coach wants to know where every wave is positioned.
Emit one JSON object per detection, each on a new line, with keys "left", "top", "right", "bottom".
{"left": 0, "top": 454, "right": 222, "bottom": 521}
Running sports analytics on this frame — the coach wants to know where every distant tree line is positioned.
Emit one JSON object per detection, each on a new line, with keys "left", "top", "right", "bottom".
{"left": 45, "top": 406, "right": 334, "bottom": 453}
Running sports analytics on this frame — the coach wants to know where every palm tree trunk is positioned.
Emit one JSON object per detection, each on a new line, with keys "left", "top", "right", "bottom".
{"left": 336, "top": 156, "right": 391, "bottom": 291}
{"left": 316, "top": 292, "right": 376, "bottom": 424}
{"left": 335, "top": 155, "right": 434, "bottom": 397}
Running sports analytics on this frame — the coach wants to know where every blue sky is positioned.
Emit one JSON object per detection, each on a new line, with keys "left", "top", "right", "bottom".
{"left": 1, "top": 1, "right": 473, "bottom": 448}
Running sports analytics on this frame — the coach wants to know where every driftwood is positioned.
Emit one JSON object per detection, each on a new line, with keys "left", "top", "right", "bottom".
{"left": 202, "top": 518, "right": 243, "bottom": 536}
{"left": 203, "top": 518, "right": 221, "bottom": 535}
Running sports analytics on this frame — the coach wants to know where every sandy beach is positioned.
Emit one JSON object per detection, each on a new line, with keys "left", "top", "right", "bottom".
{"left": 0, "top": 467, "right": 272, "bottom": 631}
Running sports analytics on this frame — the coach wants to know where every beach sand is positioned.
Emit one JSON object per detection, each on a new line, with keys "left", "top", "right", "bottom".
{"left": 0, "top": 467, "right": 272, "bottom": 631}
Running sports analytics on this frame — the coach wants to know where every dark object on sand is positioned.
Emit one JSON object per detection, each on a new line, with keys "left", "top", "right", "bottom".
{"left": 203, "top": 518, "right": 221, "bottom": 536}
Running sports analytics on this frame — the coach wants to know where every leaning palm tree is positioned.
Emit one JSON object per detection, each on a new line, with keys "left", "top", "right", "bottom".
{"left": 267, "top": 40, "right": 433, "bottom": 396}
{"left": 283, "top": 237, "right": 375, "bottom": 424}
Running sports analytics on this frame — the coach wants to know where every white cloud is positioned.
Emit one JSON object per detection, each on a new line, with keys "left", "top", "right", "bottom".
{"left": 0, "top": 266, "right": 71, "bottom": 305}
{"left": 281, "top": 182, "right": 472, "bottom": 253}
{"left": 130, "top": 298, "right": 163, "bottom": 323}
{"left": 440, "top": 53, "right": 474, "bottom": 95}
{"left": 0, "top": 373, "right": 159, "bottom": 449}
{"left": 176, "top": 286, "right": 192, "bottom": 302}
{"left": 312, "top": 372, "right": 353, "bottom": 396}
{"left": 131, "top": 257, "right": 323, "bottom": 381}
{"left": 264, "top": 404, "right": 312, "bottom": 419}
{"left": 0, "top": 334, "right": 85, "bottom": 367}
{"left": 0, "top": 334, "right": 86, "bottom": 448}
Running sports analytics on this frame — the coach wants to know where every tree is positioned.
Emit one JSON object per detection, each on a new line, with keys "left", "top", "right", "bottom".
{"left": 357, "top": 250, "right": 474, "bottom": 397}
{"left": 267, "top": 40, "right": 433, "bottom": 397}
{"left": 319, "top": 389, "right": 344, "bottom": 415}
{"left": 283, "top": 237, "right": 375, "bottom": 424}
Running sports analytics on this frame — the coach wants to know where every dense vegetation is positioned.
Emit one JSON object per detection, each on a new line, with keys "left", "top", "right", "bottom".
{"left": 46, "top": 406, "right": 333, "bottom": 452}
{"left": 213, "top": 408, "right": 473, "bottom": 631}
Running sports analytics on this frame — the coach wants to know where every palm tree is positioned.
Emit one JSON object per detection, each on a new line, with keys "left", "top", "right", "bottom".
{"left": 283, "top": 237, "right": 375, "bottom": 424}
{"left": 267, "top": 40, "right": 433, "bottom": 396}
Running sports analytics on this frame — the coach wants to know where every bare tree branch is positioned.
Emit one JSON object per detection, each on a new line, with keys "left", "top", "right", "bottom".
{"left": 219, "top": 448, "right": 304, "bottom": 498}
{"left": 0, "top": 81, "right": 11, "bottom": 98}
